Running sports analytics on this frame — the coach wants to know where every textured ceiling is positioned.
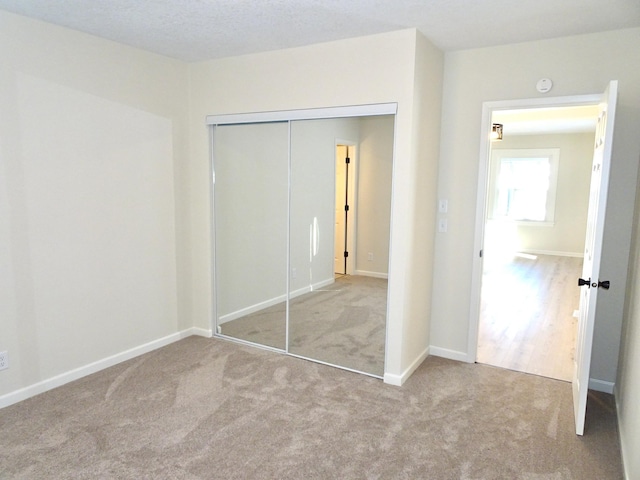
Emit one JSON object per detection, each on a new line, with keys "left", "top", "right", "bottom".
{"left": 0, "top": 0, "right": 639, "bottom": 62}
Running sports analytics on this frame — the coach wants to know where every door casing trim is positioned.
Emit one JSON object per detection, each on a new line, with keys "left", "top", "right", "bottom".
{"left": 467, "top": 93, "right": 601, "bottom": 362}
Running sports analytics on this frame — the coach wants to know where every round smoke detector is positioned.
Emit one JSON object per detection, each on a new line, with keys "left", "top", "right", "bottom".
{"left": 536, "top": 78, "right": 553, "bottom": 93}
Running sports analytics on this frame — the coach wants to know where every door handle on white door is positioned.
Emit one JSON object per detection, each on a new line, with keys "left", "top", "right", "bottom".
{"left": 578, "top": 278, "right": 610, "bottom": 289}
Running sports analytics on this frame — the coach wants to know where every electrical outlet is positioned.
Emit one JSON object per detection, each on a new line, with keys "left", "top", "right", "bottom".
{"left": 0, "top": 351, "right": 8, "bottom": 371}
{"left": 367, "top": 252, "right": 373, "bottom": 261}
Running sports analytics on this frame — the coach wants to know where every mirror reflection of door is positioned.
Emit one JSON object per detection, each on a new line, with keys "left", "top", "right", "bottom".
{"left": 212, "top": 110, "right": 394, "bottom": 378}
{"left": 477, "top": 105, "right": 599, "bottom": 382}
{"left": 288, "top": 116, "right": 393, "bottom": 377}
{"left": 334, "top": 144, "right": 354, "bottom": 276}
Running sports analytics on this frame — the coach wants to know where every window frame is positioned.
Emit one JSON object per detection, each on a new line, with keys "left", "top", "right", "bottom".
{"left": 487, "top": 148, "right": 560, "bottom": 226}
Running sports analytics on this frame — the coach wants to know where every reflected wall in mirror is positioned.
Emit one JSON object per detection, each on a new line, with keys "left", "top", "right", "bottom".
{"left": 213, "top": 122, "right": 289, "bottom": 350}
{"left": 288, "top": 115, "right": 394, "bottom": 376}
{"left": 212, "top": 109, "right": 394, "bottom": 378}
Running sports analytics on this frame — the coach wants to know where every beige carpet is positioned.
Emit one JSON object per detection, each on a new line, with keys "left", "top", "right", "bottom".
{"left": 220, "top": 275, "right": 387, "bottom": 376}
{"left": 0, "top": 337, "right": 623, "bottom": 479}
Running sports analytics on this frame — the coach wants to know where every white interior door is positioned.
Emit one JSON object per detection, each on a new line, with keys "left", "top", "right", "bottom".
{"left": 573, "top": 80, "right": 618, "bottom": 436}
{"left": 334, "top": 145, "right": 348, "bottom": 274}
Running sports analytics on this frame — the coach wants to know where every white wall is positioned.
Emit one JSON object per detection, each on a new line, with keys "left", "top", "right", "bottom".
{"left": 0, "top": 18, "right": 443, "bottom": 400}
{"left": 617, "top": 165, "right": 640, "bottom": 480}
{"left": 355, "top": 116, "right": 394, "bottom": 276}
{"left": 0, "top": 11, "right": 189, "bottom": 402}
{"left": 490, "top": 132, "right": 594, "bottom": 256}
{"left": 431, "top": 28, "right": 640, "bottom": 389}
{"left": 187, "top": 29, "right": 444, "bottom": 383}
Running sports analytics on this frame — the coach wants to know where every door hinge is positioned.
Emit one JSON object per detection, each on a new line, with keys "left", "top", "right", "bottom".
{"left": 345, "top": 157, "right": 350, "bottom": 164}
{"left": 345, "top": 205, "right": 349, "bottom": 211}
{"left": 479, "top": 249, "right": 483, "bottom": 258}
{"left": 344, "top": 251, "right": 349, "bottom": 258}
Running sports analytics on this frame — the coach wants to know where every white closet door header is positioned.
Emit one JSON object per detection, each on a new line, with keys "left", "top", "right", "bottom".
{"left": 206, "top": 103, "right": 397, "bottom": 126}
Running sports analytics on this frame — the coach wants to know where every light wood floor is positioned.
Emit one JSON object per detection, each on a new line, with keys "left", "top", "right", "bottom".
{"left": 477, "top": 254, "right": 581, "bottom": 382}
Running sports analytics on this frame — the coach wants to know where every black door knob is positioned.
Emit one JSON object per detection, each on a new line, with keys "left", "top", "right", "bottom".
{"left": 598, "top": 280, "right": 611, "bottom": 289}
{"left": 578, "top": 278, "right": 591, "bottom": 287}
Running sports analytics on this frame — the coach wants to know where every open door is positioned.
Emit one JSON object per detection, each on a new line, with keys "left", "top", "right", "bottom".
{"left": 334, "top": 144, "right": 355, "bottom": 275}
{"left": 334, "top": 145, "right": 348, "bottom": 274}
{"left": 573, "top": 80, "right": 618, "bottom": 435}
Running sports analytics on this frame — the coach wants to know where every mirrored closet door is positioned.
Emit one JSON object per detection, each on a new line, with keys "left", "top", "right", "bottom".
{"left": 213, "top": 122, "right": 288, "bottom": 350}
{"left": 210, "top": 106, "right": 395, "bottom": 377}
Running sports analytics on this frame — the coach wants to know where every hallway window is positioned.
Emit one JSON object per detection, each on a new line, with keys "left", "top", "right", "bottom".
{"left": 489, "top": 148, "right": 560, "bottom": 225}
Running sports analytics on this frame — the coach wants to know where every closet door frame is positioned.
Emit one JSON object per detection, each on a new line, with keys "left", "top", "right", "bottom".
{"left": 208, "top": 103, "right": 397, "bottom": 367}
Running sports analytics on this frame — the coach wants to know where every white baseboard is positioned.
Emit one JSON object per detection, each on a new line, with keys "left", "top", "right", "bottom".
{"left": 429, "top": 347, "right": 614, "bottom": 395}
{"left": 185, "top": 327, "right": 213, "bottom": 338}
{"left": 429, "top": 346, "right": 470, "bottom": 363}
{"left": 429, "top": 348, "right": 615, "bottom": 395}
{"left": 218, "top": 277, "right": 336, "bottom": 325}
{"left": 519, "top": 249, "right": 584, "bottom": 258}
{"left": 589, "top": 378, "right": 615, "bottom": 394}
{"left": 384, "top": 347, "right": 429, "bottom": 386}
{"left": 291, "top": 277, "right": 335, "bottom": 297}
{"left": 218, "top": 293, "right": 287, "bottom": 325}
{"left": 0, "top": 329, "right": 195, "bottom": 409}
{"left": 354, "top": 270, "right": 388, "bottom": 279}
{"left": 289, "top": 285, "right": 312, "bottom": 299}
{"left": 307, "top": 277, "right": 336, "bottom": 291}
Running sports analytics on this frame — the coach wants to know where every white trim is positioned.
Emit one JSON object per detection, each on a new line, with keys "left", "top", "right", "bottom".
{"left": 511, "top": 221, "right": 555, "bottom": 227}
{"left": 429, "top": 346, "right": 471, "bottom": 363}
{"left": 0, "top": 330, "right": 194, "bottom": 409}
{"left": 286, "top": 120, "right": 292, "bottom": 353}
{"left": 589, "top": 378, "right": 614, "bottom": 394}
{"left": 288, "top": 353, "right": 383, "bottom": 380}
{"left": 213, "top": 331, "right": 286, "bottom": 354}
{"left": 382, "top": 113, "right": 400, "bottom": 380}
{"left": 614, "top": 387, "right": 631, "bottom": 480}
{"left": 354, "top": 270, "right": 389, "bottom": 279}
{"left": 209, "top": 126, "right": 218, "bottom": 337}
{"left": 218, "top": 277, "right": 336, "bottom": 325}
{"left": 383, "top": 347, "right": 429, "bottom": 386}
{"left": 468, "top": 92, "right": 603, "bottom": 364}
{"left": 306, "top": 277, "right": 337, "bottom": 291}
{"left": 482, "top": 94, "right": 601, "bottom": 112}
{"left": 218, "top": 294, "right": 287, "bottom": 325}
{"left": 185, "top": 327, "right": 213, "bottom": 338}
{"left": 519, "top": 249, "right": 584, "bottom": 258}
{"left": 290, "top": 277, "right": 336, "bottom": 298}
{"left": 206, "top": 103, "right": 398, "bottom": 126}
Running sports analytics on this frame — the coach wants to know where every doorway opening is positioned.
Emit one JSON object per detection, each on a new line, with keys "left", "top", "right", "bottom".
{"left": 475, "top": 104, "right": 599, "bottom": 382}
{"left": 334, "top": 142, "right": 357, "bottom": 276}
